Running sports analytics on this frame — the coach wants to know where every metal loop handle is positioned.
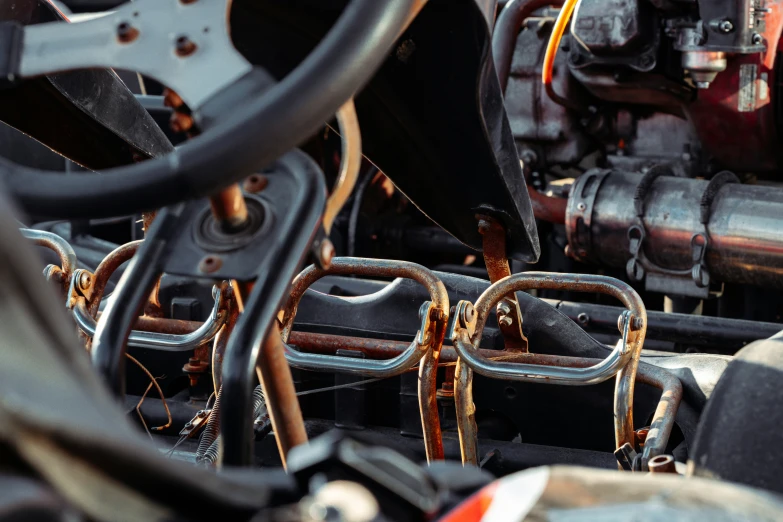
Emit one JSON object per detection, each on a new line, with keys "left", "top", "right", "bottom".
{"left": 453, "top": 310, "right": 633, "bottom": 385}
{"left": 281, "top": 257, "right": 449, "bottom": 377}
{"left": 72, "top": 284, "right": 226, "bottom": 351}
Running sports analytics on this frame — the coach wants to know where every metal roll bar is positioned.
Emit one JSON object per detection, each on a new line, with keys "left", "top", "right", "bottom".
{"left": 451, "top": 272, "right": 647, "bottom": 466}
{"left": 281, "top": 257, "right": 449, "bottom": 462}
{"left": 72, "top": 284, "right": 226, "bottom": 352}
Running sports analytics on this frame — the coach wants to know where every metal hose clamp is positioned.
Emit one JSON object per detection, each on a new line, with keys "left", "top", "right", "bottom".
{"left": 281, "top": 257, "right": 449, "bottom": 462}
{"left": 451, "top": 272, "right": 647, "bottom": 466}
{"left": 72, "top": 283, "right": 227, "bottom": 351}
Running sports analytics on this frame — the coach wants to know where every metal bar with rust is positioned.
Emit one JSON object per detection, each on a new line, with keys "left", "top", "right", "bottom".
{"left": 209, "top": 184, "right": 249, "bottom": 232}
{"left": 256, "top": 323, "right": 308, "bottom": 469}
{"left": 87, "top": 240, "right": 143, "bottom": 318}
{"left": 282, "top": 257, "right": 449, "bottom": 462}
{"left": 287, "top": 330, "right": 679, "bottom": 469}
{"left": 477, "top": 216, "right": 527, "bottom": 351}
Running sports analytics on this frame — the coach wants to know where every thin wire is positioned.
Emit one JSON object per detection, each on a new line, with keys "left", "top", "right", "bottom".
{"left": 295, "top": 377, "right": 382, "bottom": 397}
{"left": 136, "top": 381, "right": 156, "bottom": 442}
{"left": 126, "top": 354, "right": 172, "bottom": 431}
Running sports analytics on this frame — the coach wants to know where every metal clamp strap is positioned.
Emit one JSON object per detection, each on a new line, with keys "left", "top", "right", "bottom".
{"left": 452, "top": 272, "right": 646, "bottom": 385}
{"left": 281, "top": 257, "right": 449, "bottom": 377}
{"left": 72, "top": 284, "right": 226, "bottom": 351}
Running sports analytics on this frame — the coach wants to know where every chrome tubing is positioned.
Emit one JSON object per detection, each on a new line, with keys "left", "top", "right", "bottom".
{"left": 73, "top": 284, "right": 226, "bottom": 351}
{"left": 281, "top": 257, "right": 449, "bottom": 462}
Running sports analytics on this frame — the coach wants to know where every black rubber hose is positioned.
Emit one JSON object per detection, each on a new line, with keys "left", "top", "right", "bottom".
{"left": 3, "top": 0, "right": 416, "bottom": 219}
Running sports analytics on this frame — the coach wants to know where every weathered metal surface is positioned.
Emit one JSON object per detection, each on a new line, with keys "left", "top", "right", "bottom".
{"left": 282, "top": 257, "right": 449, "bottom": 462}
{"left": 256, "top": 323, "right": 307, "bottom": 469}
{"left": 477, "top": 216, "right": 527, "bottom": 351}
{"left": 87, "top": 240, "right": 142, "bottom": 318}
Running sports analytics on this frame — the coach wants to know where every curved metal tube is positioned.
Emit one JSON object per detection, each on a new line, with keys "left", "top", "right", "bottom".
{"left": 282, "top": 257, "right": 449, "bottom": 461}
{"left": 74, "top": 285, "right": 226, "bottom": 351}
{"left": 87, "top": 240, "right": 143, "bottom": 318}
{"left": 285, "top": 337, "right": 428, "bottom": 378}
{"left": 20, "top": 228, "right": 77, "bottom": 278}
{"left": 322, "top": 99, "right": 361, "bottom": 235}
{"left": 281, "top": 257, "right": 449, "bottom": 340}
{"left": 455, "top": 272, "right": 646, "bottom": 457}
{"left": 454, "top": 314, "right": 632, "bottom": 385}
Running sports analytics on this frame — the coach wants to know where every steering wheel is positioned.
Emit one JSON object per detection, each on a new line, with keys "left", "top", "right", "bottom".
{"left": 0, "top": 0, "right": 417, "bottom": 218}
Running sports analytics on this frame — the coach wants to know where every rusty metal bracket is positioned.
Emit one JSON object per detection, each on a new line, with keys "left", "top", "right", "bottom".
{"left": 476, "top": 216, "right": 527, "bottom": 351}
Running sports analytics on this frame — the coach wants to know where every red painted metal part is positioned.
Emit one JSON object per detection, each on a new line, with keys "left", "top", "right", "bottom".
{"left": 686, "top": 1, "right": 783, "bottom": 173}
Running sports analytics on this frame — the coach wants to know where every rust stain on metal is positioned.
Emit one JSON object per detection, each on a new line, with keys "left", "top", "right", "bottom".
{"left": 281, "top": 257, "right": 449, "bottom": 462}
{"left": 88, "top": 240, "right": 143, "bottom": 318}
{"left": 257, "top": 322, "right": 308, "bottom": 469}
{"left": 477, "top": 215, "right": 528, "bottom": 352}
{"left": 209, "top": 184, "right": 248, "bottom": 231}
{"left": 198, "top": 255, "right": 223, "bottom": 274}
{"left": 243, "top": 173, "right": 269, "bottom": 194}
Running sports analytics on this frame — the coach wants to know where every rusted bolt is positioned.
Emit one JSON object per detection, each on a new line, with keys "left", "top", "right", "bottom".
{"left": 170, "top": 112, "right": 194, "bottom": 133}
{"left": 116, "top": 22, "right": 139, "bottom": 43}
{"left": 577, "top": 312, "right": 589, "bottom": 326}
{"left": 632, "top": 316, "right": 644, "bottom": 331}
{"left": 496, "top": 301, "right": 512, "bottom": 316}
{"left": 175, "top": 35, "right": 197, "bottom": 57}
{"left": 429, "top": 308, "right": 445, "bottom": 322}
{"left": 498, "top": 315, "right": 513, "bottom": 327}
{"left": 477, "top": 219, "right": 491, "bottom": 234}
{"left": 78, "top": 271, "right": 92, "bottom": 290}
{"left": 243, "top": 174, "right": 269, "bottom": 194}
{"left": 198, "top": 255, "right": 222, "bottom": 273}
{"left": 463, "top": 303, "right": 475, "bottom": 323}
{"left": 163, "top": 88, "right": 184, "bottom": 109}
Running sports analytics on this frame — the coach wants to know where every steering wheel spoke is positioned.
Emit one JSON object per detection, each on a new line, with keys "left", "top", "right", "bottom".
{"left": 19, "top": 0, "right": 252, "bottom": 112}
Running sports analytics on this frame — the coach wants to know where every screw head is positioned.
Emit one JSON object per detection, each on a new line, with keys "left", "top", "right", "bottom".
{"left": 577, "top": 202, "right": 587, "bottom": 212}
{"left": 243, "top": 174, "right": 269, "bottom": 193}
{"left": 116, "top": 22, "right": 139, "bottom": 43}
{"left": 175, "top": 35, "right": 198, "bottom": 57}
{"left": 78, "top": 271, "right": 92, "bottom": 290}
{"left": 577, "top": 312, "right": 590, "bottom": 326}
{"left": 496, "top": 301, "right": 512, "bottom": 316}
{"left": 198, "top": 255, "right": 222, "bottom": 273}
{"left": 718, "top": 19, "right": 734, "bottom": 33}
{"left": 752, "top": 33, "right": 763, "bottom": 45}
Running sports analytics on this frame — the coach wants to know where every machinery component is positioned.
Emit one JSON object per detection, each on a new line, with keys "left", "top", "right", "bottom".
{"left": 281, "top": 257, "right": 449, "bottom": 463}
{"left": 71, "top": 284, "right": 226, "bottom": 351}
{"left": 450, "top": 272, "right": 647, "bottom": 466}
{"left": 566, "top": 169, "right": 783, "bottom": 297}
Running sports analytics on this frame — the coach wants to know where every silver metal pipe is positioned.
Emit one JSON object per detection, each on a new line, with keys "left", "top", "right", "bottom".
{"left": 452, "top": 271, "right": 647, "bottom": 459}
{"left": 73, "top": 285, "right": 226, "bottom": 351}
{"left": 566, "top": 170, "right": 783, "bottom": 290}
{"left": 21, "top": 228, "right": 77, "bottom": 276}
{"left": 281, "top": 257, "right": 449, "bottom": 462}
{"left": 284, "top": 337, "right": 428, "bottom": 378}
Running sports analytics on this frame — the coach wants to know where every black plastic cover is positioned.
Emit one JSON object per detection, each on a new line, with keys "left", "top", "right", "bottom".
{"left": 231, "top": 0, "right": 540, "bottom": 261}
